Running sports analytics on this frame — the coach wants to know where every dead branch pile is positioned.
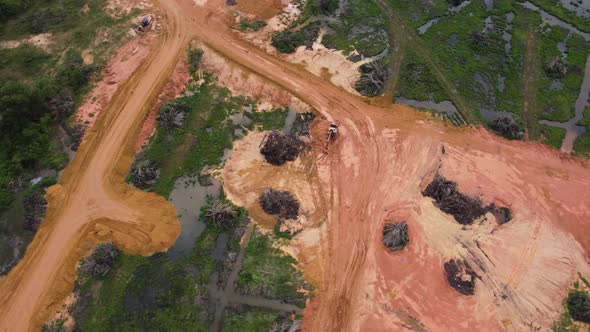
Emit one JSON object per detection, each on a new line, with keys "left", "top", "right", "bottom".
{"left": 444, "top": 259, "right": 476, "bottom": 295}
{"left": 80, "top": 242, "right": 120, "bottom": 278}
{"left": 544, "top": 56, "right": 567, "bottom": 78}
{"left": 259, "top": 188, "right": 300, "bottom": 219}
{"left": 488, "top": 117, "right": 523, "bottom": 140}
{"left": 203, "top": 199, "right": 239, "bottom": 230}
{"left": 423, "top": 175, "right": 492, "bottom": 225}
{"left": 260, "top": 131, "right": 305, "bottom": 166}
{"left": 382, "top": 222, "right": 409, "bottom": 251}
{"left": 131, "top": 159, "right": 160, "bottom": 189}
{"left": 292, "top": 112, "right": 315, "bottom": 137}
{"left": 355, "top": 60, "right": 389, "bottom": 97}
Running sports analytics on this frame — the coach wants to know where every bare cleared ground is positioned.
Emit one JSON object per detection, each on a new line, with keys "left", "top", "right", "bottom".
{"left": 0, "top": 1, "right": 589, "bottom": 331}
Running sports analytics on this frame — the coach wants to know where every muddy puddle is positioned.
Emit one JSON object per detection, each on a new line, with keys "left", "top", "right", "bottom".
{"left": 539, "top": 55, "right": 590, "bottom": 152}
{"left": 521, "top": 2, "right": 590, "bottom": 41}
{"left": 558, "top": 0, "right": 590, "bottom": 19}
{"left": 395, "top": 97, "right": 464, "bottom": 125}
{"left": 167, "top": 175, "right": 221, "bottom": 258}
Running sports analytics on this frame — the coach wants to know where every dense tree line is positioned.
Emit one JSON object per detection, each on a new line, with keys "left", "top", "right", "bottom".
{"left": 0, "top": 49, "right": 94, "bottom": 212}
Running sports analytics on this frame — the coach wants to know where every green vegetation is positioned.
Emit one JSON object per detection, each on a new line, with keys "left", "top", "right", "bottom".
{"left": 188, "top": 46, "right": 204, "bottom": 75}
{"left": 222, "top": 306, "right": 299, "bottom": 332}
{"left": 567, "top": 290, "right": 590, "bottom": 323}
{"left": 73, "top": 57, "right": 308, "bottom": 329}
{"left": 311, "top": 0, "right": 340, "bottom": 15}
{"left": 322, "top": 0, "right": 389, "bottom": 57}
{"left": 239, "top": 19, "right": 267, "bottom": 32}
{"left": 536, "top": 29, "right": 589, "bottom": 123}
{"left": 237, "top": 229, "right": 311, "bottom": 307}
{"left": 574, "top": 107, "right": 590, "bottom": 158}
{"left": 386, "top": 0, "right": 447, "bottom": 30}
{"left": 417, "top": 1, "right": 526, "bottom": 118}
{"left": 394, "top": 48, "right": 449, "bottom": 102}
{"left": 540, "top": 124, "right": 567, "bottom": 149}
{"left": 272, "top": 30, "right": 306, "bottom": 53}
{"left": 0, "top": 0, "right": 144, "bottom": 273}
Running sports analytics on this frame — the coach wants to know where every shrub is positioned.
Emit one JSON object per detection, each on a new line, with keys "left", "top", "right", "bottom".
{"left": 567, "top": 291, "right": 590, "bottom": 323}
{"left": 188, "top": 46, "right": 203, "bottom": 75}
{"left": 271, "top": 30, "right": 306, "bottom": 53}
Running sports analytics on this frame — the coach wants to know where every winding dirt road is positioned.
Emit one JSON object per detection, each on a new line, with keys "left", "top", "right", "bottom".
{"left": 0, "top": 1, "right": 187, "bottom": 330}
{"left": 1, "top": 0, "right": 590, "bottom": 331}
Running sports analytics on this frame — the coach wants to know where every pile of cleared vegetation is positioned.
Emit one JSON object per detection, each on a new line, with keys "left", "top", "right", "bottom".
{"left": 423, "top": 175, "right": 492, "bottom": 225}
{"left": 567, "top": 291, "right": 590, "bottom": 323}
{"left": 259, "top": 188, "right": 299, "bottom": 219}
{"left": 202, "top": 198, "right": 239, "bottom": 230}
{"left": 79, "top": 242, "right": 120, "bottom": 278}
{"left": 260, "top": 130, "right": 305, "bottom": 166}
{"left": 130, "top": 159, "right": 160, "bottom": 189}
{"left": 544, "top": 56, "right": 567, "bottom": 79}
{"left": 382, "top": 222, "right": 409, "bottom": 251}
{"left": 355, "top": 60, "right": 389, "bottom": 97}
{"left": 156, "top": 100, "right": 191, "bottom": 132}
{"left": 488, "top": 117, "right": 523, "bottom": 140}
{"left": 444, "top": 259, "right": 477, "bottom": 295}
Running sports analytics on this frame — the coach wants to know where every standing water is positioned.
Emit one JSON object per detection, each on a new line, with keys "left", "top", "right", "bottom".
{"left": 167, "top": 175, "right": 221, "bottom": 258}
{"left": 539, "top": 55, "right": 590, "bottom": 153}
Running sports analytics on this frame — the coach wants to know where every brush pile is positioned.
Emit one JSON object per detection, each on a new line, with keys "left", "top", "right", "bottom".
{"left": 382, "top": 222, "right": 409, "bottom": 251}
{"left": 260, "top": 131, "right": 305, "bottom": 166}
{"left": 131, "top": 159, "right": 160, "bottom": 189}
{"left": 423, "top": 175, "right": 492, "bottom": 225}
{"left": 444, "top": 259, "right": 476, "bottom": 295}
{"left": 80, "top": 242, "right": 120, "bottom": 278}
{"left": 259, "top": 188, "right": 300, "bottom": 219}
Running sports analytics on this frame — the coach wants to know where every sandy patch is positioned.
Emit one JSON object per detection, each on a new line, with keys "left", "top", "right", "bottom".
{"left": 198, "top": 43, "right": 312, "bottom": 112}
{"left": 81, "top": 49, "right": 94, "bottom": 65}
{"left": 237, "top": 9, "right": 365, "bottom": 94}
{"left": 0, "top": 33, "right": 54, "bottom": 51}
{"left": 193, "top": 0, "right": 208, "bottom": 6}
{"left": 105, "top": 0, "right": 152, "bottom": 18}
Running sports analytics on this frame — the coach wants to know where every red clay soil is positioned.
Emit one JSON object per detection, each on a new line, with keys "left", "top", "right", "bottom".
{"left": 76, "top": 36, "right": 157, "bottom": 130}
{"left": 1, "top": 1, "right": 590, "bottom": 331}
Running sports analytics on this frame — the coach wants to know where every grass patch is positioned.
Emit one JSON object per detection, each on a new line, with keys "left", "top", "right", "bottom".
{"left": 540, "top": 124, "right": 567, "bottom": 148}
{"left": 386, "top": 0, "right": 448, "bottom": 30}
{"left": 237, "top": 228, "right": 311, "bottom": 307}
{"left": 528, "top": 0, "right": 590, "bottom": 34}
{"left": 394, "top": 48, "right": 450, "bottom": 102}
{"left": 536, "top": 29, "right": 590, "bottom": 123}
{"left": 322, "top": 0, "right": 389, "bottom": 57}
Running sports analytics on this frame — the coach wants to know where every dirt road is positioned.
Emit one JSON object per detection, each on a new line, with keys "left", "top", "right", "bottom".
{"left": 2, "top": 0, "right": 590, "bottom": 331}
{"left": 0, "top": 1, "right": 187, "bottom": 330}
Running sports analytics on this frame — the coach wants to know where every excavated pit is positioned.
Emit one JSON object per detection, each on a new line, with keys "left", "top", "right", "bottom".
{"left": 444, "top": 259, "right": 477, "bottom": 296}
{"left": 260, "top": 131, "right": 305, "bottom": 166}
